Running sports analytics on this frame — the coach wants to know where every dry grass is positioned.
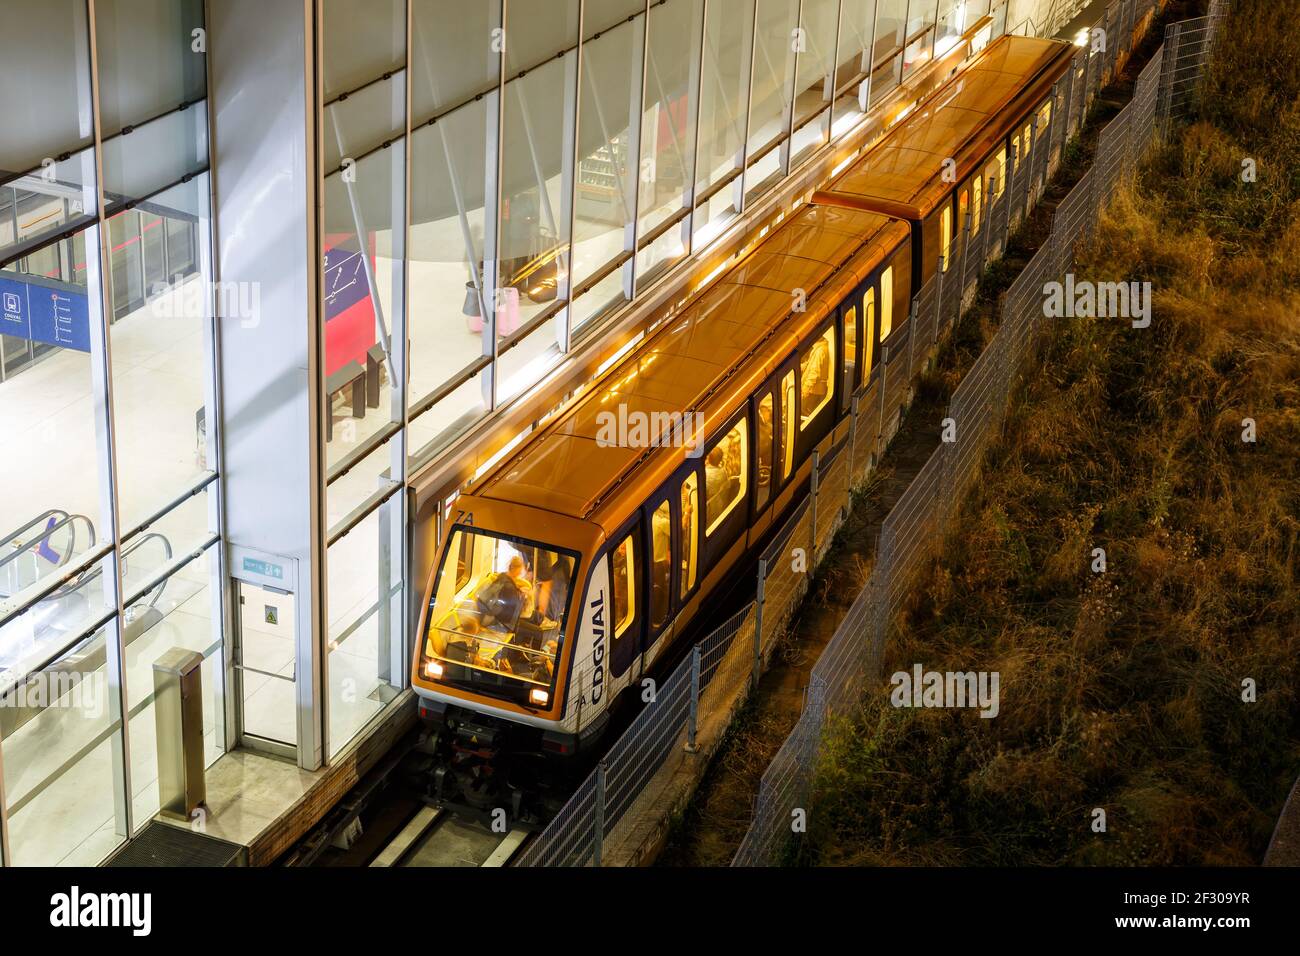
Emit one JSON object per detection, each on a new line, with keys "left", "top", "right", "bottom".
{"left": 809, "top": 0, "right": 1300, "bottom": 866}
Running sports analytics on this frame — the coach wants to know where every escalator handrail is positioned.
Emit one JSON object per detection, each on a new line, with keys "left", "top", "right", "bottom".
{"left": 0, "top": 511, "right": 96, "bottom": 575}
{"left": 119, "top": 531, "right": 174, "bottom": 610}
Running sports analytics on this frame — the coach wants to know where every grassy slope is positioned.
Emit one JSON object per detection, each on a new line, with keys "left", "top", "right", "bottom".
{"left": 809, "top": 0, "right": 1300, "bottom": 866}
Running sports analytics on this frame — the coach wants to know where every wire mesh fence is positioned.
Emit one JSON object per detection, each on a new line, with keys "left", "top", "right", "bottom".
{"left": 729, "top": 2, "right": 1227, "bottom": 867}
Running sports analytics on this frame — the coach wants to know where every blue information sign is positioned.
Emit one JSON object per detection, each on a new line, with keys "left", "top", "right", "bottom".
{"left": 0, "top": 274, "right": 91, "bottom": 352}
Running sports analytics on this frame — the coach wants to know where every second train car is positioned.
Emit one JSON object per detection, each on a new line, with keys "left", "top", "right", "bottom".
{"left": 412, "top": 34, "right": 1075, "bottom": 773}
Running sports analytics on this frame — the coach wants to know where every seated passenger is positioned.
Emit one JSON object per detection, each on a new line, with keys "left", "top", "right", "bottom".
{"left": 802, "top": 339, "right": 830, "bottom": 421}
{"left": 757, "top": 401, "right": 773, "bottom": 489}
{"left": 469, "top": 554, "right": 534, "bottom": 632}
{"left": 705, "top": 447, "right": 728, "bottom": 521}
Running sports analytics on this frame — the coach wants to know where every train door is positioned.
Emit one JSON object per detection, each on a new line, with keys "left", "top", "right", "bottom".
{"left": 838, "top": 297, "right": 861, "bottom": 418}
{"left": 749, "top": 385, "right": 778, "bottom": 544}
{"left": 862, "top": 280, "right": 878, "bottom": 380}
{"left": 677, "top": 461, "right": 703, "bottom": 613}
{"left": 641, "top": 491, "right": 675, "bottom": 673}
{"left": 606, "top": 517, "right": 643, "bottom": 692}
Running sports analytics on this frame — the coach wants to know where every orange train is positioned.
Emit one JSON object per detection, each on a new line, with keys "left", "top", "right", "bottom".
{"left": 412, "top": 34, "right": 1075, "bottom": 760}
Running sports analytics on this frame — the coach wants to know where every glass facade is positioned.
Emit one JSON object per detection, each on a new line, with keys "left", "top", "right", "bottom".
{"left": 0, "top": 0, "right": 221, "bottom": 865}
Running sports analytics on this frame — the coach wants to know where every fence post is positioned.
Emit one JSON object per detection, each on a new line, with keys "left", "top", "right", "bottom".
{"left": 593, "top": 761, "right": 606, "bottom": 867}
{"left": 753, "top": 559, "right": 766, "bottom": 689}
{"left": 810, "top": 449, "right": 821, "bottom": 554}
{"left": 848, "top": 392, "right": 859, "bottom": 484}
{"left": 906, "top": 299, "right": 918, "bottom": 379}
{"left": 877, "top": 346, "right": 889, "bottom": 453}
{"left": 686, "top": 644, "right": 700, "bottom": 754}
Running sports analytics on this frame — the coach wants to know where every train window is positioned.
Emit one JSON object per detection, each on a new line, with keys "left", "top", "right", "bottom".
{"left": 971, "top": 175, "right": 983, "bottom": 234}
{"left": 799, "top": 327, "right": 835, "bottom": 430}
{"left": 958, "top": 188, "right": 969, "bottom": 234}
{"left": 1039, "top": 99, "right": 1052, "bottom": 130}
{"left": 781, "top": 371, "right": 795, "bottom": 479}
{"left": 420, "top": 527, "right": 578, "bottom": 698}
{"left": 705, "top": 418, "right": 748, "bottom": 536}
{"left": 680, "top": 473, "right": 698, "bottom": 598}
{"left": 988, "top": 147, "right": 1007, "bottom": 200}
{"left": 864, "top": 287, "right": 876, "bottom": 370}
{"left": 1022, "top": 122, "right": 1033, "bottom": 161}
{"left": 611, "top": 532, "right": 636, "bottom": 641}
{"left": 842, "top": 306, "right": 858, "bottom": 400}
{"left": 940, "top": 207, "right": 952, "bottom": 272}
{"left": 756, "top": 394, "right": 773, "bottom": 510}
{"left": 1011, "top": 132, "right": 1021, "bottom": 171}
{"left": 880, "top": 267, "right": 894, "bottom": 340}
{"left": 650, "top": 501, "right": 671, "bottom": 628}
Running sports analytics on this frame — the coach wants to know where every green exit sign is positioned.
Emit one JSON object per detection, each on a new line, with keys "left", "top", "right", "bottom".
{"left": 242, "top": 557, "right": 284, "bottom": 580}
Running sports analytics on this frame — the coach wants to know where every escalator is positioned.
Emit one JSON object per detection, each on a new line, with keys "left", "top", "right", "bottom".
{"left": 0, "top": 511, "right": 173, "bottom": 738}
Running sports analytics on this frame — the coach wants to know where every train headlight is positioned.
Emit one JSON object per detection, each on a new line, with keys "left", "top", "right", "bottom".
{"left": 425, "top": 660, "right": 444, "bottom": 679}
{"left": 529, "top": 688, "right": 549, "bottom": 707}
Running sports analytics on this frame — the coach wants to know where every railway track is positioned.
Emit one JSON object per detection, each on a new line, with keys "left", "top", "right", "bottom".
{"left": 368, "top": 805, "right": 531, "bottom": 867}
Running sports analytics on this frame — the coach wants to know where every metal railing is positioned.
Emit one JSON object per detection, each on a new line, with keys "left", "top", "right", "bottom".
{"left": 730, "top": 1, "right": 1229, "bottom": 867}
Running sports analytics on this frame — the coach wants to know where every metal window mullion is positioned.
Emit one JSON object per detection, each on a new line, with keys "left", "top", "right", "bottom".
{"left": 864, "top": 0, "right": 881, "bottom": 110}
{"left": 560, "top": 0, "right": 584, "bottom": 353}
{"left": 624, "top": 1, "right": 651, "bottom": 301}
{"left": 781, "top": 0, "right": 803, "bottom": 179}
{"left": 84, "top": 0, "right": 134, "bottom": 844}
{"left": 684, "top": 0, "right": 707, "bottom": 256}
{"left": 826, "top": 0, "right": 845, "bottom": 136}
{"left": 486, "top": 0, "right": 507, "bottom": 409}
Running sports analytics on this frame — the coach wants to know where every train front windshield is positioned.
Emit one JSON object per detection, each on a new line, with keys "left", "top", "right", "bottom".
{"left": 420, "top": 526, "right": 577, "bottom": 709}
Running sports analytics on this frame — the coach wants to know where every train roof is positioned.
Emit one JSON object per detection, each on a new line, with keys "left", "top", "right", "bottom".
{"left": 812, "top": 34, "right": 1075, "bottom": 220}
{"left": 473, "top": 202, "right": 908, "bottom": 536}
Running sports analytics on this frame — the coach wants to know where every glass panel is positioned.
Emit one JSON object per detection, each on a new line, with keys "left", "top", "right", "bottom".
{"left": 94, "top": 0, "right": 206, "bottom": 137}
{"left": 940, "top": 205, "right": 952, "bottom": 270}
{"left": 705, "top": 417, "right": 747, "bottom": 534}
{"left": 843, "top": 305, "right": 858, "bottom": 396}
{"left": 418, "top": 525, "right": 576, "bottom": 705}
{"left": 323, "top": 0, "right": 405, "bottom": 101}
{"left": 100, "top": 102, "right": 209, "bottom": 207}
{"left": 864, "top": 286, "right": 876, "bottom": 369}
{"left": 870, "top": 0, "right": 910, "bottom": 107}
{"left": 694, "top": 0, "right": 753, "bottom": 246}
{"left": 1, "top": 625, "right": 126, "bottom": 866}
{"left": 679, "top": 472, "right": 698, "bottom": 597}
{"left": 781, "top": 369, "right": 795, "bottom": 477}
{"left": 756, "top": 393, "right": 773, "bottom": 510}
{"left": 799, "top": 325, "right": 835, "bottom": 428}
{"left": 571, "top": 14, "right": 644, "bottom": 330}
{"left": 611, "top": 533, "right": 636, "bottom": 639}
{"left": 902, "top": 0, "right": 940, "bottom": 83}
{"left": 746, "top": 0, "right": 798, "bottom": 200}
{"left": 322, "top": 141, "right": 404, "bottom": 470}
{"left": 794, "top": 0, "right": 839, "bottom": 125}
{"left": 0, "top": 148, "right": 97, "bottom": 263}
{"left": 936, "top": 0, "right": 973, "bottom": 59}
{"left": 327, "top": 496, "right": 402, "bottom": 758}
{"left": 500, "top": 2, "right": 579, "bottom": 338}
{"left": 880, "top": 265, "right": 894, "bottom": 337}
{"left": 327, "top": 433, "right": 399, "bottom": 526}
{"left": 831, "top": 0, "right": 878, "bottom": 134}
{"left": 496, "top": 314, "right": 563, "bottom": 406}
{"left": 124, "top": 547, "right": 224, "bottom": 823}
{"left": 407, "top": 362, "right": 491, "bottom": 465}
{"left": 650, "top": 499, "right": 671, "bottom": 627}
{"left": 0, "top": 0, "right": 93, "bottom": 175}
{"left": 971, "top": 172, "right": 982, "bottom": 234}
{"left": 636, "top": 0, "right": 700, "bottom": 287}
{"left": 119, "top": 486, "right": 213, "bottom": 600}
{"left": 107, "top": 176, "right": 213, "bottom": 531}
{"left": 0, "top": 225, "right": 109, "bottom": 592}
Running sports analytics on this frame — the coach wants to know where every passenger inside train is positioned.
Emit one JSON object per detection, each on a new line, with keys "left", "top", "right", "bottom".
{"left": 425, "top": 529, "right": 575, "bottom": 689}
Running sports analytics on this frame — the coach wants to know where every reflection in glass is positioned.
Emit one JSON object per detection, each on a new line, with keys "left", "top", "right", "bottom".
{"left": 328, "top": 495, "right": 403, "bottom": 758}
{"left": 106, "top": 176, "right": 211, "bottom": 531}
{"left": 694, "top": 0, "right": 753, "bottom": 246}
{"left": 636, "top": 0, "right": 701, "bottom": 288}
{"left": 94, "top": 0, "right": 206, "bottom": 138}
{"left": 1, "top": 626, "right": 127, "bottom": 866}
{"left": 746, "top": 0, "right": 798, "bottom": 202}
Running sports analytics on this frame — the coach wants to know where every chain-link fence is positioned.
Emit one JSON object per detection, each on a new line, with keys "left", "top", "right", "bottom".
{"left": 730, "top": 1, "right": 1229, "bottom": 868}
{"left": 515, "top": 0, "right": 1227, "bottom": 869}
